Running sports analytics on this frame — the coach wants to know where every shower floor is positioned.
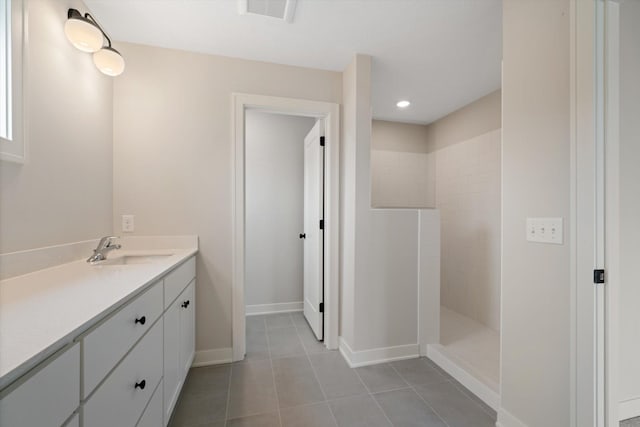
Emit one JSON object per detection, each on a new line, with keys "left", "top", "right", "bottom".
{"left": 427, "top": 306, "right": 500, "bottom": 410}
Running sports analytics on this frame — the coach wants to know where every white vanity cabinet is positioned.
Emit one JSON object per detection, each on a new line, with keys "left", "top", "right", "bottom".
{"left": 0, "top": 254, "right": 197, "bottom": 427}
{"left": 83, "top": 320, "right": 163, "bottom": 427}
{"left": 82, "top": 281, "right": 164, "bottom": 398}
{"left": 66, "top": 413, "right": 80, "bottom": 427}
{"left": 136, "top": 379, "right": 164, "bottom": 427}
{"left": 84, "top": 255, "right": 195, "bottom": 427}
{"left": 163, "top": 259, "right": 196, "bottom": 425}
{"left": 0, "top": 344, "right": 80, "bottom": 427}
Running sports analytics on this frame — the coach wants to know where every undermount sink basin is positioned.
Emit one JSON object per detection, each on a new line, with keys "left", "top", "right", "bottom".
{"left": 95, "top": 254, "right": 173, "bottom": 266}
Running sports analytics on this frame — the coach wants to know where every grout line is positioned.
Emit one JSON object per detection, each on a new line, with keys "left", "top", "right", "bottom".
{"left": 264, "top": 316, "right": 284, "bottom": 427}
{"left": 447, "top": 376, "right": 497, "bottom": 418}
{"left": 223, "top": 361, "right": 233, "bottom": 427}
{"left": 294, "top": 315, "right": 339, "bottom": 427}
{"left": 388, "top": 362, "right": 453, "bottom": 427}
{"left": 351, "top": 363, "right": 396, "bottom": 427}
{"left": 423, "top": 355, "right": 497, "bottom": 419}
{"left": 192, "top": 317, "right": 495, "bottom": 426}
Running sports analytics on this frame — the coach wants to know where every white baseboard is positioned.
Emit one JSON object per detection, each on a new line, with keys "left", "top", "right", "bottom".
{"left": 619, "top": 396, "right": 640, "bottom": 421}
{"left": 339, "top": 337, "right": 420, "bottom": 368}
{"left": 245, "top": 302, "right": 303, "bottom": 316}
{"left": 426, "top": 344, "right": 500, "bottom": 411}
{"left": 496, "top": 408, "right": 528, "bottom": 427}
{"left": 420, "top": 343, "right": 429, "bottom": 356}
{"left": 191, "top": 348, "right": 233, "bottom": 367}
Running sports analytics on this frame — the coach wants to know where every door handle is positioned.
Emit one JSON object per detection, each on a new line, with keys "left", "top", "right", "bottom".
{"left": 299, "top": 233, "right": 306, "bottom": 239}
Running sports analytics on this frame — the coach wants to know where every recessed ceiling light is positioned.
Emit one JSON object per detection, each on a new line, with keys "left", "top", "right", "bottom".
{"left": 396, "top": 100, "right": 411, "bottom": 108}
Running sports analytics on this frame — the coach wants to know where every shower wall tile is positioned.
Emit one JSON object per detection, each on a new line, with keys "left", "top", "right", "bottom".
{"left": 436, "top": 129, "right": 501, "bottom": 332}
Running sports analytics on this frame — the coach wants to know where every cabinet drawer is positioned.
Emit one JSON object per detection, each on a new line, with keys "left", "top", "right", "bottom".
{"left": 164, "top": 256, "right": 195, "bottom": 308}
{"left": 83, "top": 281, "right": 163, "bottom": 397}
{"left": 0, "top": 344, "right": 79, "bottom": 427}
{"left": 137, "top": 379, "right": 163, "bottom": 427}
{"left": 84, "top": 320, "right": 163, "bottom": 427}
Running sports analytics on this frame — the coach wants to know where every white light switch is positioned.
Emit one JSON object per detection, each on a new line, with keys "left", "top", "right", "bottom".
{"left": 122, "top": 215, "right": 135, "bottom": 233}
{"left": 526, "top": 217, "right": 563, "bottom": 244}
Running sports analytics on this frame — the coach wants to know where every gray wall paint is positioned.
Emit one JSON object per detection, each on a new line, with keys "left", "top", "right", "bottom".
{"left": 245, "top": 111, "right": 315, "bottom": 307}
{"left": 618, "top": 0, "right": 640, "bottom": 409}
{"left": 0, "top": 0, "right": 113, "bottom": 253}
{"left": 112, "top": 42, "right": 342, "bottom": 353}
{"left": 501, "top": 1, "right": 571, "bottom": 425}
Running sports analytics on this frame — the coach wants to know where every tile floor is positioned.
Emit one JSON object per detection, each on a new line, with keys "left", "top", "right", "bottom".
{"left": 622, "top": 417, "right": 640, "bottom": 426}
{"left": 168, "top": 312, "right": 497, "bottom": 427}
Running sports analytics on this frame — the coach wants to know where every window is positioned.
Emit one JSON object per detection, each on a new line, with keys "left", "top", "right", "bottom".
{"left": 1, "top": 0, "right": 24, "bottom": 163}
{"left": 1, "top": 0, "right": 12, "bottom": 141}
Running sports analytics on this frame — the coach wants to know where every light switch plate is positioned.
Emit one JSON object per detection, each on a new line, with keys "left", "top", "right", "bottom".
{"left": 122, "top": 215, "right": 135, "bottom": 233}
{"left": 526, "top": 217, "right": 563, "bottom": 244}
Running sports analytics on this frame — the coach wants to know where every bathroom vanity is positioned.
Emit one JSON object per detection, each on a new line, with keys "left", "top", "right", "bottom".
{"left": 0, "top": 237, "right": 198, "bottom": 427}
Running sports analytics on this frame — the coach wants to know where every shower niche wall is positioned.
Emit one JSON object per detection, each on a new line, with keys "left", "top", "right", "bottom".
{"left": 371, "top": 89, "right": 502, "bottom": 409}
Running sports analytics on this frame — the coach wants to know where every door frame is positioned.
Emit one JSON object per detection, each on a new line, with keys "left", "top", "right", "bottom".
{"left": 600, "top": 1, "right": 621, "bottom": 424}
{"left": 574, "top": 1, "right": 623, "bottom": 425}
{"left": 231, "top": 93, "right": 340, "bottom": 361}
{"left": 572, "top": 0, "right": 603, "bottom": 425}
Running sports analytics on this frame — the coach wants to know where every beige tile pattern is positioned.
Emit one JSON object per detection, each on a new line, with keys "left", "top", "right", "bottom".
{"left": 436, "top": 129, "right": 502, "bottom": 331}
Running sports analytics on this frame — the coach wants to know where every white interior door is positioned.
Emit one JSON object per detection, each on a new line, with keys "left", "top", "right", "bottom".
{"left": 303, "top": 120, "right": 324, "bottom": 340}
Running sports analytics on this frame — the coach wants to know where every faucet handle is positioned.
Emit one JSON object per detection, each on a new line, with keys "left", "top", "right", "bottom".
{"left": 96, "top": 236, "right": 121, "bottom": 250}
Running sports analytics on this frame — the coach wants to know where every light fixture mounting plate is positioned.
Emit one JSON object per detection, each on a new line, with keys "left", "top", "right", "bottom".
{"left": 238, "top": 0, "right": 297, "bottom": 23}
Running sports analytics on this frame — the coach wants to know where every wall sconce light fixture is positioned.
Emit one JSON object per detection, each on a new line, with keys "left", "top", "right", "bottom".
{"left": 65, "top": 9, "right": 125, "bottom": 77}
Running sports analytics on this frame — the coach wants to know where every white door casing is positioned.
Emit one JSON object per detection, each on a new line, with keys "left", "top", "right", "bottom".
{"left": 303, "top": 120, "right": 324, "bottom": 340}
{"left": 232, "top": 93, "right": 340, "bottom": 362}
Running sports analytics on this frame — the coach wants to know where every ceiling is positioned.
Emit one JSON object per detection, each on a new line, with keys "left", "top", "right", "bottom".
{"left": 84, "top": 0, "right": 502, "bottom": 125}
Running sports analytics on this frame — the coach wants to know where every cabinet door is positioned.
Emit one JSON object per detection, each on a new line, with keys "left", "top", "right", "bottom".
{"left": 0, "top": 344, "right": 79, "bottom": 427}
{"left": 163, "top": 299, "right": 181, "bottom": 426}
{"left": 179, "top": 280, "right": 196, "bottom": 378}
{"left": 137, "top": 379, "right": 163, "bottom": 427}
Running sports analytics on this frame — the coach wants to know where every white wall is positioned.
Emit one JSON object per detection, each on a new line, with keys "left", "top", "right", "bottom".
{"left": 112, "top": 42, "right": 342, "bottom": 356}
{"left": 0, "top": 0, "right": 113, "bottom": 253}
{"left": 425, "top": 90, "right": 502, "bottom": 152}
{"left": 500, "top": 1, "right": 571, "bottom": 426}
{"left": 245, "top": 111, "right": 315, "bottom": 308}
{"left": 436, "top": 129, "right": 501, "bottom": 331}
{"left": 618, "top": 0, "right": 640, "bottom": 417}
{"left": 339, "top": 54, "right": 361, "bottom": 347}
{"left": 340, "top": 55, "right": 440, "bottom": 361}
{"left": 371, "top": 120, "right": 434, "bottom": 208}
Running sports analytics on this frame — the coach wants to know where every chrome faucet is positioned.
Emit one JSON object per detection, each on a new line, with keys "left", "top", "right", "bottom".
{"left": 87, "top": 236, "right": 122, "bottom": 263}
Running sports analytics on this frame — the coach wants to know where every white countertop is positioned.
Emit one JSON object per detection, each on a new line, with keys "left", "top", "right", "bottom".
{"left": 0, "top": 241, "right": 198, "bottom": 391}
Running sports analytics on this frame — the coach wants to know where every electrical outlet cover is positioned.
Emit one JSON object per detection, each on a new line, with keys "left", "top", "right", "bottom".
{"left": 122, "top": 215, "right": 135, "bottom": 233}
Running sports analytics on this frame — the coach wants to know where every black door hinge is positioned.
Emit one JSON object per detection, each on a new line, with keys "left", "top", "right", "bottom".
{"left": 319, "top": 302, "right": 324, "bottom": 313}
{"left": 594, "top": 269, "right": 606, "bottom": 284}
{"left": 320, "top": 136, "right": 325, "bottom": 147}
{"left": 319, "top": 219, "right": 324, "bottom": 230}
